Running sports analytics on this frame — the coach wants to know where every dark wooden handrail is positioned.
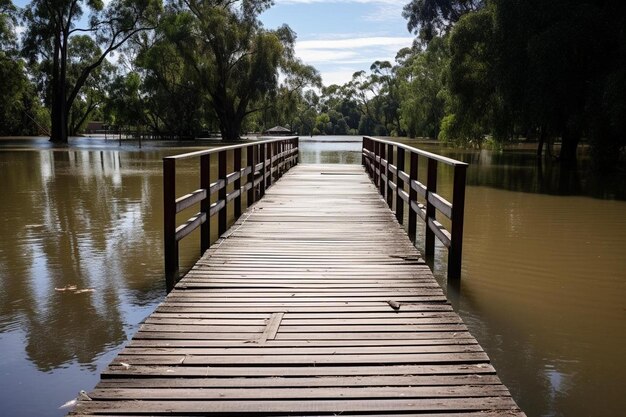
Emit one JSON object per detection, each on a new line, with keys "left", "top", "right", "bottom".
{"left": 163, "top": 136, "right": 299, "bottom": 292}
{"left": 362, "top": 136, "right": 468, "bottom": 280}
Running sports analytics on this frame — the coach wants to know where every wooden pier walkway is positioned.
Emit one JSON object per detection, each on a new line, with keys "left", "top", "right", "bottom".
{"left": 71, "top": 163, "right": 524, "bottom": 416}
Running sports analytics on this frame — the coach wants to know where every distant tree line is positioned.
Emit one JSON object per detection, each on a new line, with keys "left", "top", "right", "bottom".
{"left": 292, "top": 0, "right": 624, "bottom": 168}
{"left": 0, "top": 0, "right": 624, "bottom": 168}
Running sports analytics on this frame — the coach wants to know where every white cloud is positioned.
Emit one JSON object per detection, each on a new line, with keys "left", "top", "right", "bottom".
{"left": 295, "top": 36, "right": 414, "bottom": 85}
{"left": 296, "top": 49, "right": 360, "bottom": 63}
{"left": 297, "top": 36, "right": 413, "bottom": 51}
{"left": 277, "top": 0, "right": 406, "bottom": 22}
{"left": 362, "top": 4, "right": 404, "bottom": 22}
{"left": 320, "top": 68, "right": 363, "bottom": 86}
{"left": 278, "top": 0, "right": 404, "bottom": 4}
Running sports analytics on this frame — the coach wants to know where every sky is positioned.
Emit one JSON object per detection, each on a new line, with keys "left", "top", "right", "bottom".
{"left": 261, "top": 0, "right": 415, "bottom": 86}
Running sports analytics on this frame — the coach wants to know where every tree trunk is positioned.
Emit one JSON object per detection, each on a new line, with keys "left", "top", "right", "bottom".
{"left": 50, "top": 30, "right": 69, "bottom": 144}
{"left": 219, "top": 118, "right": 242, "bottom": 142}
{"left": 537, "top": 126, "right": 546, "bottom": 157}
{"left": 559, "top": 126, "right": 580, "bottom": 167}
{"left": 215, "top": 100, "right": 244, "bottom": 142}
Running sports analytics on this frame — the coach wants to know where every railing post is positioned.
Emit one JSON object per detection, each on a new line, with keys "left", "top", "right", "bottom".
{"left": 200, "top": 154, "right": 210, "bottom": 254}
{"left": 425, "top": 158, "right": 438, "bottom": 259}
{"left": 363, "top": 137, "right": 371, "bottom": 177}
{"left": 367, "top": 138, "right": 372, "bottom": 176}
{"left": 296, "top": 137, "right": 300, "bottom": 165}
{"left": 386, "top": 143, "right": 394, "bottom": 209}
{"left": 379, "top": 143, "right": 386, "bottom": 196}
{"left": 218, "top": 150, "right": 227, "bottom": 236}
{"left": 234, "top": 147, "right": 242, "bottom": 218}
{"left": 276, "top": 141, "right": 281, "bottom": 177}
{"left": 260, "top": 143, "right": 266, "bottom": 197}
{"left": 267, "top": 142, "right": 273, "bottom": 188}
{"left": 279, "top": 140, "right": 284, "bottom": 176}
{"left": 448, "top": 164, "right": 467, "bottom": 280}
{"left": 408, "top": 151, "right": 418, "bottom": 243}
{"left": 276, "top": 141, "right": 280, "bottom": 178}
{"left": 281, "top": 140, "right": 286, "bottom": 174}
{"left": 163, "top": 157, "right": 178, "bottom": 293}
{"left": 374, "top": 140, "right": 380, "bottom": 186}
{"left": 361, "top": 137, "right": 366, "bottom": 166}
{"left": 396, "top": 147, "right": 405, "bottom": 224}
{"left": 247, "top": 144, "right": 256, "bottom": 207}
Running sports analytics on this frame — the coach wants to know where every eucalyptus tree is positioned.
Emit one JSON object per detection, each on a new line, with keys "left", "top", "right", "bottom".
{"left": 22, "top": 0, "right": 162, "bottom": 143}
{"left": 402, "top": 0, "right": 484, "bottom": 42}
{"left": 396, "top": 37, "right": 449, "bottom": 139}
{"left": 0, "top": 0, "right": 47, "bottom": 135}
{"left": 275, "top": 60, "right": 321, "bottom": 130}
{"left": 105, "top": 71, "right": 144, "bottom": 134}
{"left": 0, "top": 0, "right": 16, "bottom": 51}
{"left": 441, "top": 6, "right": 501, "bottom": 146}
{"left": 252, "top": 60, "right": 321, "bottom": 133}
{"left": 489, "top": 0, "right": 626, "bottom": 164}
{"left": 133, "top": 24, "right": 208, "bottom": 138}
{"left": 399, "top": 0, "right": 625, "bottom": 165}
{"left": 369, "top": 60, "right": 404, "bottom": 136}
{"left": 65, "top": 35, "right": 115, "bottom": 135}
{"left": 163, "top": 0, "right": 305, "bottom": 141}
{"left": 293, "top": 89, "right": 320, "bottom": 136}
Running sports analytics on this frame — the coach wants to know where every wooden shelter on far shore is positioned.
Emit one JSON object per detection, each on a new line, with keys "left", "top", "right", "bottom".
{"left": 264, "top": 125, "right": 292, "bottom": 135}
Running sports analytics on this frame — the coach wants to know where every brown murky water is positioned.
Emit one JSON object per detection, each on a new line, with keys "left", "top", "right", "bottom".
{"left": 0, "top": 136, "right": 624, "bottom": 416}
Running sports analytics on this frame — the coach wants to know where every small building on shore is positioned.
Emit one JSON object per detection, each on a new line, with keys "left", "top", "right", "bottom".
{"left": 264, "top": 126, "right": 292, "bottom": 135}
{"left": 85, "top": 121, "right": 105, "bottom": 134}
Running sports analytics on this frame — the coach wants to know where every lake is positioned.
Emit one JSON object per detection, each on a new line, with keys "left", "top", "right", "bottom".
{"left": 0, "top": 135, "right": 624, "bottom": 416}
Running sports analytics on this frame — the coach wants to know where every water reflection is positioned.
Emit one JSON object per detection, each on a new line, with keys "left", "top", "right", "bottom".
{"left": 0, "top": 148, "right": 174, "bottom": 416}
{"left": 434, "top": 147, "right": 625, "bottom": 200}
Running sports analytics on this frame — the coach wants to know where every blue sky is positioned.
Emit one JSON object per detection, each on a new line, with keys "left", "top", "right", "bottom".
{"left": 13, "top": 0, "right": 416, "bottom": 87}
{"left": 261, "top": 0, "right": 415, "bottom": 86}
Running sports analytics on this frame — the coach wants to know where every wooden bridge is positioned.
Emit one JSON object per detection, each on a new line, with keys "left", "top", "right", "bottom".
{"left": 70, "top": 137, "right": 524, "bottom": 416}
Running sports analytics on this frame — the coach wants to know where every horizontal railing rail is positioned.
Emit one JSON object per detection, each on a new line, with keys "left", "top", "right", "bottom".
{"left": 164, "top": 136, "right": 299, "bottom": 292}
{"left": 362, "top": 136, "right": 467, "bottom": 280}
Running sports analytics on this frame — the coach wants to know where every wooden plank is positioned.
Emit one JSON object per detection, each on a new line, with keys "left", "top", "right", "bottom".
{"left": 174, "top": 188, "right": 206, "bottom": 213}
{"left": 120, "top": 344, "right": 484, "bottom": 356}
{"left": 89, "top": 386, "right": 510, "bottom": 400}
{"left": 73, "top": 397, "right": 519, "bottom": 414}
{"left": 111, "top": 352, "right": 489, "bottom": 365}
{"left": 174, "top": 212, "right": 205, "bottom": 242}
{"left": 102, "top": 363, "right": 497, "bottom": 377}
{"left": 97, "top": 374, "right": 503, "bottom": 388}
{"left": 258, "top": 312, "right": 283, "bottom": 343}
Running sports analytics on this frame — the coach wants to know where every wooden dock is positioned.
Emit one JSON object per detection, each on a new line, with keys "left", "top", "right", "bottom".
{"left": 71, "top": 163, "right": 524, "bottom": 416}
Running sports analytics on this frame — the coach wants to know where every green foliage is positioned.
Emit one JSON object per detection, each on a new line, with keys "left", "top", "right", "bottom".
{"left": 0, "top": 0, "right": 17, "bottom": 52}
{"left": 402, "top": 0, "right": 484, "bottom": 42}
{"left": 397, "top": 37, "right": 449, "bottom": 138}
{"left": 21, "top": 0, "right": 162, "bottom": 142}
{"left": 0, "top": 56, "right": 49, "bottom": 135}
{"left": 0, "top": 0, "right": 47, "bottom": 135}
{"left": 105, "top": 72, "right": 144, "bottom": 129}
{"left": 397, "top": 0, "right": 626, "bottom": 166}
{"left": 444, "top": 7, "right": 500, "bottom": 146}
{"left": 156, "top": 0, "right": 317, "bottom": 141}
{"left": 133, "top": 15, "right": 209, "bottom": 138}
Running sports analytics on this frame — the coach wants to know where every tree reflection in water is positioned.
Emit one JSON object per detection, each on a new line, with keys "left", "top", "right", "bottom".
{"left": 0, "top": 148, "right": 169, "bottom": 416}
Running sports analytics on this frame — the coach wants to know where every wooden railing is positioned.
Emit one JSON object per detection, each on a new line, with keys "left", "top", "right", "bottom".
{"left": 362, "top": 136, "right": 468, "bottom": 280}
{"left": 163, "top": 137, "right": 299, "bottom": 292}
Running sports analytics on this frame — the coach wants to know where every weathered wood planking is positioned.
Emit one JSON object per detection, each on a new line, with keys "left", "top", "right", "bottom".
{"left": 70, "top": 164, "right": 524, "bottom": 416}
